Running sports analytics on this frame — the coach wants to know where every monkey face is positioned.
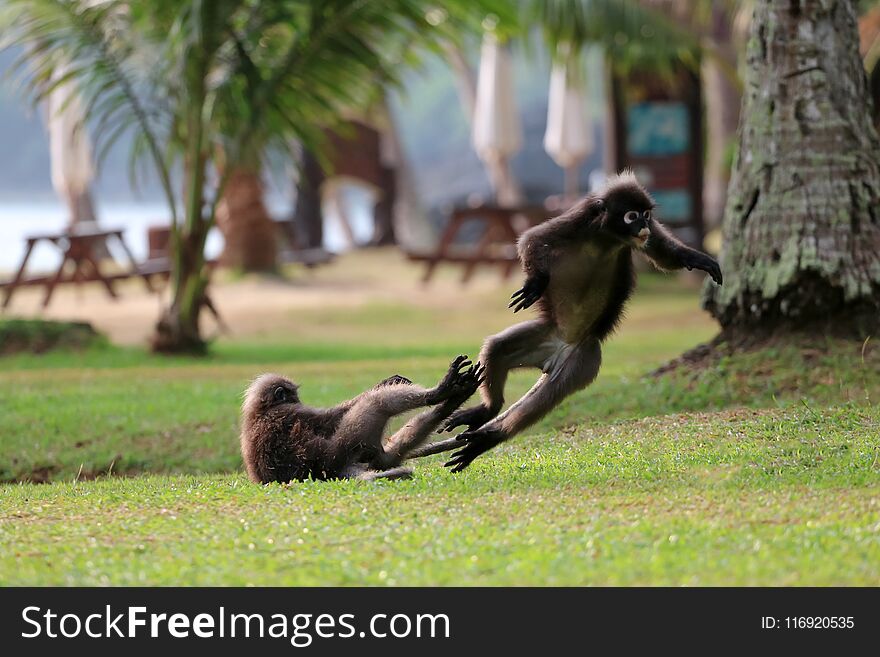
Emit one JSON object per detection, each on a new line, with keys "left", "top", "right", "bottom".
{"left": 620, "top": 208, "right": 653, "bottom": 248}
{"left": 600, "top": 185, "right": 655, "bottom": 249}
{"left": 243, "top": 374, "right": 300, "bottom": 417}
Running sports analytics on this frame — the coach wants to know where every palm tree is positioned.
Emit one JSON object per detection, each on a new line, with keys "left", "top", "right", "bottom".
{"left": 704, "top": 0, "right": 880, "bottom": 340}
{"left": 1, "top": 0, "right": 507, "bottom": 353}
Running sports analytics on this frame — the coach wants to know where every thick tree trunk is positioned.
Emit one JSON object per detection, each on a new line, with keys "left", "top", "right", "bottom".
{"left": 216, "top": 168, "right": 278, "bottom": 272}
{"left": 704, "top": 0, "right": 880, "bottom": 338}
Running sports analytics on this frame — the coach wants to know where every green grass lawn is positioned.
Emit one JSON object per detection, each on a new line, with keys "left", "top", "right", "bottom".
{"left": 1, "top": 262, "right": 878, "bottom": 585}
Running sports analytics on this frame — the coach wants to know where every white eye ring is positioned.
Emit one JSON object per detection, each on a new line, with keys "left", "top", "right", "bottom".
{"left": 624, "top": 211, "right": 639, "bottom": 224}
{"left": 644, "top": 210, "right": 653, "bottom": 220}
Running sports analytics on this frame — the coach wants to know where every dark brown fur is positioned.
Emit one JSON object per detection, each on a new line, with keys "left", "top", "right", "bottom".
{"left": 240, "top": 357, "right": 482, "bottom": 483}
{"left": 434, "top": 171, "right": 722, "bottom": 472}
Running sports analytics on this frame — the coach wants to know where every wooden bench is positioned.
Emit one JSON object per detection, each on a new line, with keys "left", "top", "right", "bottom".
{"left": 407, "top": 204, "right": 552, "bottom": 284}
{"left": 1, "top": 227, "right": 155, "bottom": 309}
{"left": 142, "top": 221, "right": 334, "bottom": 280}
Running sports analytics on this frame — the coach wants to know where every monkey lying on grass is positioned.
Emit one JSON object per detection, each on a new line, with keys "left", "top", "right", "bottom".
{"left": 425, "top": 171, "right": 723, "bottom": 472}
{"left": 240, "top": 356, "right": 483, "bottom": 483}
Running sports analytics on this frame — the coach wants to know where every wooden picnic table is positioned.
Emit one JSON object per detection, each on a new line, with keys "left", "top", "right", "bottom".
{"left": 408, "top": 203, "right": 553, "bottom": 284}
{"left": 1, "top": 226, "right": 155, "bottom": 309}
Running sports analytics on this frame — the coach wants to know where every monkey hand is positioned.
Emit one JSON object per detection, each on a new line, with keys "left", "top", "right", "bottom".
{"left": 444, "top": 427, "right": 506, "bottom": 473}
{"left": 431, "top": 355, "right": 473, "bottom": 402}
{"left": 375, "top": 374, "right": 413, "bottom": 388}
{"left": 438, "top": 404, "right": 496, "bottom": 433}
{"left": 684, "top": 252, "right": 723, "bottom": 285}
{"left": 509, "top": 272, "right": 549, "bottom": 313}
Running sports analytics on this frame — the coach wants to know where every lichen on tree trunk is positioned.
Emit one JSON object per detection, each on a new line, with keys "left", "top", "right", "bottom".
{"left": 704, "top": 0, "right": 880, "bottom": 338}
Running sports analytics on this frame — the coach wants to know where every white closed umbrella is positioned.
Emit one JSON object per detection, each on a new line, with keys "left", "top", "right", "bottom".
{"left": 543, "top": 58, "right": 593, "bottom": 199}
{"left": 472, "top": 33, "right": 522, "bottom": 206}
{"left": 48, "top": 63, "right": 96, "bottom": 224}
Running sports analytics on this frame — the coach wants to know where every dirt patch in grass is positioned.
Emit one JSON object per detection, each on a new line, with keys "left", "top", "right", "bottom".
{"left": 13, "top": 465, "right": 59, "bottom": 484}
{"left": 3, "top": 457, "right": 129, "bottom": 485}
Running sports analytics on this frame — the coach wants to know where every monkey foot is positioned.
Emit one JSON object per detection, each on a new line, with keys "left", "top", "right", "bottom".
{"left": 444, "top": 428, "right": 506, "bottom": 473}
{"left": 446, "top": 362, "right": 485, "bottom": 405}
{"left": 433, "top": 355, "right": 473, "bottom": 401}
{"left": 439, "top": 404, "right": 495, "bottom": 433}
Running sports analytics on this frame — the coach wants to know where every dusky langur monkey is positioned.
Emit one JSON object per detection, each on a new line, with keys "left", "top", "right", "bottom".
{"left": 429, "top": 171, "right": 722, "bottom": 472}
{"left": 240, "top": 356, "right": 484, "bottom": 483}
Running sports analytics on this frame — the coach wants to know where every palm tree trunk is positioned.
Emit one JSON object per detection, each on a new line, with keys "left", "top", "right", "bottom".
{"left": 704, "top": 0, "right": 880, "bottom": 339}
{"left": 151, "top": 222, "right": 212, "bottom": 353}
{"left": 216, "top": 168, "right": 278, "bottom": 271}
{"left": 65, "top": 186, "right": 111, "bottom": 259}
{"left": 152, "top": 207, "right": 212, "bottom": 354}
{"left": 152, "top": 96, "right": 211, "bottom": 354}
{"left": 65, "top": 187, "right": 96, "bottom": 224}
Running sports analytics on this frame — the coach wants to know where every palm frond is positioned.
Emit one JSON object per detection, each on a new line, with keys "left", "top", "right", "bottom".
{"left": 0, "top": 0, "right": 180, "bottom": 225}
{"left": 532, "top": 0, "right": 703, "bottom": 75}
